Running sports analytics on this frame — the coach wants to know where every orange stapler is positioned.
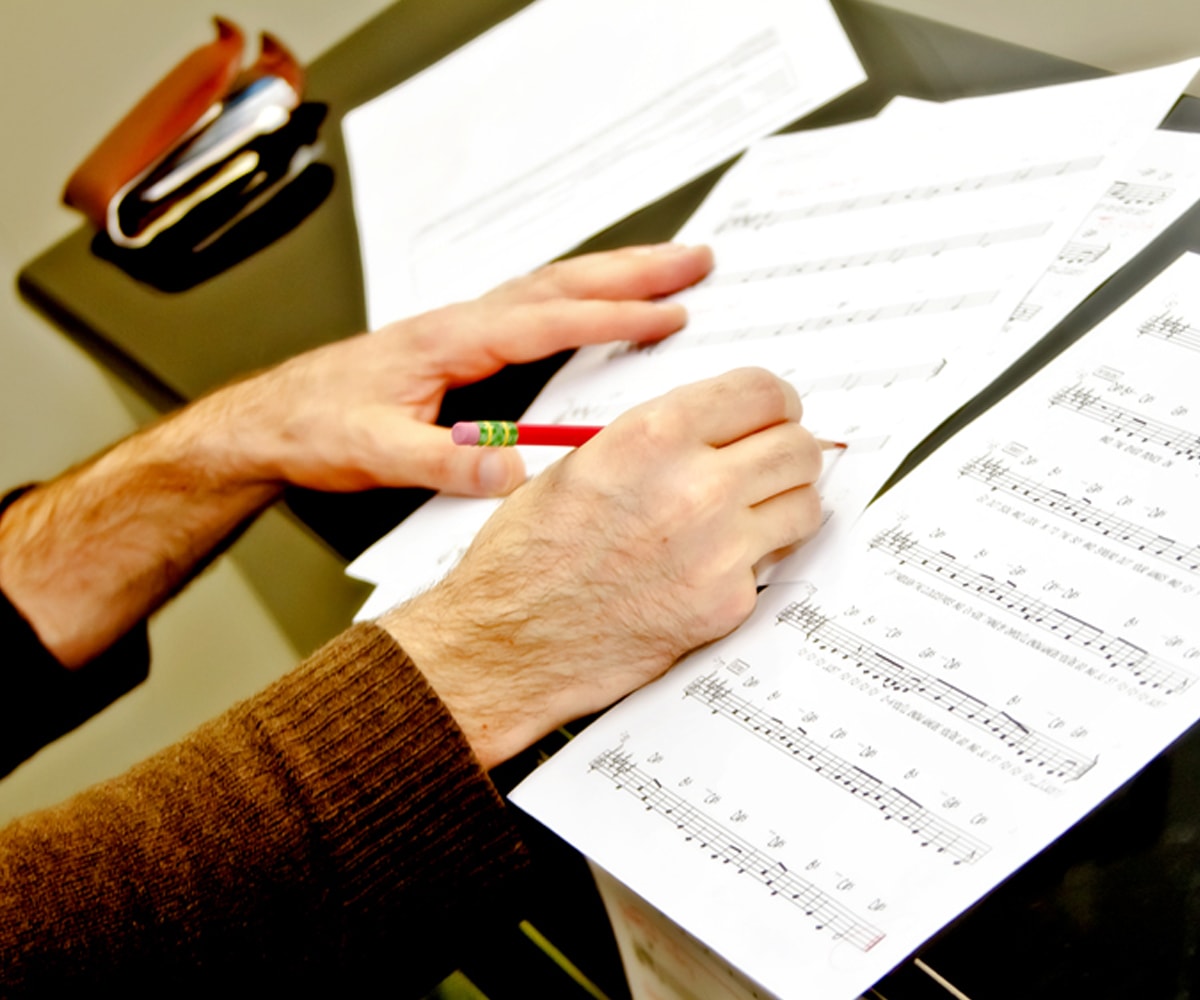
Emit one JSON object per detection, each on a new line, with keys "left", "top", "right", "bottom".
{"left": 64, "top": 17, "right": 307, "bottom": 249}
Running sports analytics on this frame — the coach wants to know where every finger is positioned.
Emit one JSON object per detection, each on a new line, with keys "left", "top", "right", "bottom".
{"left": 747, "top": 483, "right": 824, "bottom": 560}
{"left": 414, "top": 298, "right": 690, "bottom": 382}
{"left": 718, "top": 421, "right": 823, "bottom": 507}
{"left": 657, "top": 368, "right": 803, "bottom": 448}
{"left": 370, "top": 418, "right": 527, "bottom": 496}
{"left": 486, "top": 243, "right": 714, "bottom": 305}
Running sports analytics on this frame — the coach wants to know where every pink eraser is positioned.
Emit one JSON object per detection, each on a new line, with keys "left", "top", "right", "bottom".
{"left": 451, "top": 422, "right": 480, "bottom": 445}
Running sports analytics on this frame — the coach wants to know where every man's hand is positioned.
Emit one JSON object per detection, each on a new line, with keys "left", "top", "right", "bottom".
{"left": 381, "top": 368, "right": 823, "bottom": 769}
{"left": 216, "top": 243, "right": 714, "bottom": 497}
{"left": 0, "top": 244, "right": 711, "bottom": 668}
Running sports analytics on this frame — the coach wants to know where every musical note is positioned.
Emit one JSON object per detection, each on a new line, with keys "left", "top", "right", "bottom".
{"left": 869, "top": 526, "right": 1196, "bottom": 694}
{"left": 960, "top": 454, "right": 1200, "bottom": 576}
{"left": 1009, "top": 301, "right": 1043, "bottom": 323}
{"left": 709, "top": 223, "right": 1051, "bottom": 285}
{"left": 783, "top": 359, "right": 947, "bottom": 395}
{"left": 776, "top": 600, "right": 1097, "bottom": 780}
{"left": 683, "top": 673, "right": 993, "bottom": 861}
{"left": 1057, "top": 241, "right": 1110, "bottom": 266}
{"left": 590, "top": 748, "right": 886, "bottom": 952}
{"left": 660, "top": 291, "right": 999, "bottom": 350}
{"left": 716, "top": 155, "right": 1103, "bottom": 233}
{"left": 1107, "top": 179, "right": 1173, "bottom": 207}
{"left": 1139, "top": 310, "right": 1200, "bottom": 352}
{"left": 1049, "top": 383, "right": 1200, "bottom": 460}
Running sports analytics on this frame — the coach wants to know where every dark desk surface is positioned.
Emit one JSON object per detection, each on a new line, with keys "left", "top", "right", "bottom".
{"left": 17, "top": 0, "right": 1111, "bottom": 562}
{"left": 19, "top": 2, "right": 1200, "bottom": 997}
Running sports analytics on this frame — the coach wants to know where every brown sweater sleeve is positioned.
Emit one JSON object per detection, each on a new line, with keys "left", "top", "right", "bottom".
{"left": 0, "top": 622, "right": 529, "bottom": 994}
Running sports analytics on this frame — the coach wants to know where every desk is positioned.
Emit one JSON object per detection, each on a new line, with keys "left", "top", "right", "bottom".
{"left": 17, "top": 0, "right": 1105, "bottom": 562}
{"left": 18, "top": 1, "right": 1200, "bottom": 997}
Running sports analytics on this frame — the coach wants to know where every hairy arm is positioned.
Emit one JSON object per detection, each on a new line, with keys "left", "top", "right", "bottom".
{"left": 0, "top": 394, "right": 280, "bottom": 668}
{"left": 0, "top": 244, "right": 713, "bottom": 670}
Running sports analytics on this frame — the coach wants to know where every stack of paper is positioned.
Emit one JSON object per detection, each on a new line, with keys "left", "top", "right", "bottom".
{"left": 348, "top": 61, "right": 1200, "bottom": 615}
{"left": 343, "top": 8, "right": 1200, "bottom": 993}
{"left": 505, "top": 68, "right": 1200, "bottom": 1000}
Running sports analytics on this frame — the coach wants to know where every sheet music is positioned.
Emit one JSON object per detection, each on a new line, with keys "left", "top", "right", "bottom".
{"left": 878, "top": 93, "right": 1200, "bottom": 368}
{"left": 346, "top": 341, "right": 958, "bottom": 611}
{"left": 511, "top": 253, "right": 1200, "bottom": 999}
{"left": 611, "top": 61, "right": 1200, "bottom": 373}
{"left": 1007, "top": 128, "right": 1200, "bottom": 351}
{"left": 343, "top": 0, "right": 864, "bottom": 326}
{"left": 347, "top": 62, "right": 1199, "bottom": 619}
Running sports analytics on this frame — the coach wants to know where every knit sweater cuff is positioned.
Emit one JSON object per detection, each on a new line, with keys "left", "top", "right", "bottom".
{"left": 248, "top": 622, "right": 528, "bottom": 919}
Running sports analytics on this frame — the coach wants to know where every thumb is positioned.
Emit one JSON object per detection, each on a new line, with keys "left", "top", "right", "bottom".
{"left": 464, "top": 446, "right": 527, "bottom": 497}
{"left": 381, "top": 420, "right": 527, "bottom": 496}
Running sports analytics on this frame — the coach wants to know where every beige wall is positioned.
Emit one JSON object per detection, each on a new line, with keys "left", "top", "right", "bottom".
{"left": 873, "top": 0, "right": 1200, "bottom": 95}
{"left": 0, "top": 0, "right": 390, "bottom": 819}
{"left": 0, "top": 0, "right": 1196, "bottom": 817}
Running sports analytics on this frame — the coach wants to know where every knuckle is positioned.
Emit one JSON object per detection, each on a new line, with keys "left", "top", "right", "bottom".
{"left": 732, "top": 366, "right": 790, "bottom": 412}
{"left": 767, "top": 425, "right": 812, "bottom": 473}
{"left": 699, "top": 575, "right": 758, "bottom": 638}
{"left": 701, "top": 367, "right": 799, "bottom": 426}
{"left": 672, "top": 473, "right": 724, "bottom": 523}
{"left": 794, "top": 485, "right": 824, "bottom": 537}
{"left": 626, "top": 400, "right": 689, "bottom": 452}
{"left": 526, "top": 259, "right": 571, "bottom": 296}
{"left": 408, "top": 306, "right": 457, "bottom": 354}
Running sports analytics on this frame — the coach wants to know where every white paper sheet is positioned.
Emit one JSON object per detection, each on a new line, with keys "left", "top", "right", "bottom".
{"left": 347, "top": 63, "right": 1200, "bottom": 617}
{"left": 343, "top": 0, "right": 865, "bottom": 327}
{"left": 1007, "top": 127, "right": 1200, "bottom": 346}
{"left": 512, "top": 253, "right": 1200, "bottom": 1000}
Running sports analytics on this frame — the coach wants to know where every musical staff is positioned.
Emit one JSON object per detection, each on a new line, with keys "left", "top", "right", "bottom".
{"left": 709, "top": 224, "right": 1051, "bottom": 285}
{"left": 665, "top": 291, "right": 998, "bottom": 350}
{"left": 1139, "top": 310, "right": 1200, "bottom": 352}
{"left": 960, "top": 454, "right": 1200, "bottom": 576}
{"left": 684, "top": 674, "right": 992, "bottom": 862}
{"left": 716, "top": 155, "right": 1103, "bottom": 233}
{"left": 1058, "top": 241, "right": 1109, "bottom": 266}
{"left": 869, "top": 526, "right": 1196, "bottom": 695}
{"left": 1107, "top": 179, "right": 1173, "bottom": 207}
{"left": 776, "top": 601, "right": 1096, "bottom": 781}
{"left": 785, "top": 359, "right": 947, "bottom": 396}
{"left": 590, "top": 748, "right": 886, "bottom": 952}
{"left": 1049, "top": 383, "right": 1200, "bottom": 461}
{"left": 1009, "top": 300, "right": 1043, "bottom": 323}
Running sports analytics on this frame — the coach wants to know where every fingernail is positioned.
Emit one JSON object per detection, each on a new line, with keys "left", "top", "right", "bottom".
{"left": 478, "top": 450, "right": 517, "bottom": 495}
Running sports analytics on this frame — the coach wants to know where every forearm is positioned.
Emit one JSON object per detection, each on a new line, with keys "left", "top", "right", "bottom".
{"left": 0, "top": 623, "right": 527, "bottom": 992}
{"left": 0, "top": 390, "right": 281, "bottom": 667}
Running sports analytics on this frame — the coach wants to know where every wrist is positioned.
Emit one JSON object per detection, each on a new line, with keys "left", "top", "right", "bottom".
{"left": 169, "top": 380, "right": 291, "bottom": 493}
{"left": 0, "top": 401, "right": 280, "bottom": 668}
{"left": 379, "top": 585, "right": 557, "bottom": 771}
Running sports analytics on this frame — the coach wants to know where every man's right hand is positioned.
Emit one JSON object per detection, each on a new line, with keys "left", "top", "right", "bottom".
{"left": 381, "top": 367, "right": 824, "bottom": 769}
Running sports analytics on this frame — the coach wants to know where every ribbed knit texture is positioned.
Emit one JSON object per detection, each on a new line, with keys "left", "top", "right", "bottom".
{"left": 0, "top": 623, "right": 529, "bottom": 994}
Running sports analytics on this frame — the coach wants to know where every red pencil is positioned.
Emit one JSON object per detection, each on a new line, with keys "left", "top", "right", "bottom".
{"left": 451, "top": 421, "right": 603, "bottom": 447}
{"left": 452, "top": 420, "right": 848, "bottom": 450}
